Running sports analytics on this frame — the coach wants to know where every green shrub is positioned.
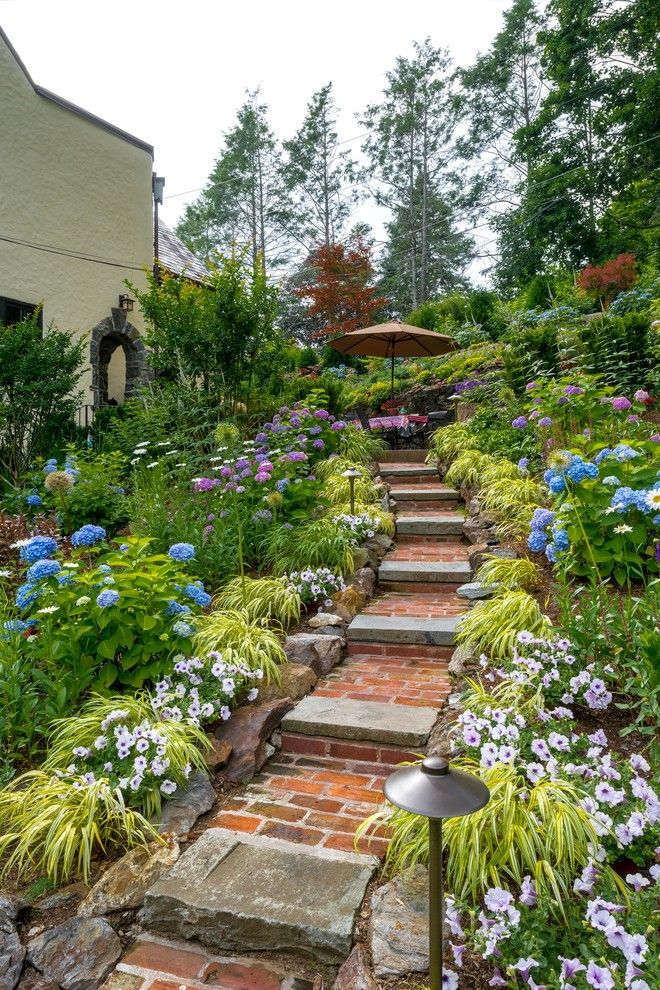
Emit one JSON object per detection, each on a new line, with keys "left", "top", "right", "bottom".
{"left": 337, "top": 425, "right": 387, "bottom": 464}
{"left": 213, "top": 576, "right": 301, "bottom": 626}
{"left": 193, "top": 609, "right": 286, "bottom": 683}
{"left": 456, "top": 590, "right": 550, "bottom": 659}
{"left": 261, "top": 518, "right": 356, "bottom": 575}
{"left": 504, "top": 324, "right": 560, "bottom": 395}
{"left": 475, "top": 555, "right": 542, "bottom": 591}
{"left": 580, "top": 312, "right": 653, "bottom": 392}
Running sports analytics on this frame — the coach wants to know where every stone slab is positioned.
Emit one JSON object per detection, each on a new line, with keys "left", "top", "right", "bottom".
{"left": 347, "top": 614, "right": 459, "bottom": 646}
{"left": 395, "top": 514, "right": 464, "bottom": 536}
{"left": 388, "top": 487, "right": 458, "bottom": 501}
{"left": 378, "top": 464, "right": 437, "bottom": 477}
{"left": 142, "top": 828, "right": 377, "bottom": 965}
{"left": 282, "top": 695, "right": 436, "bottom": 746}
{"left": 378, "top": 559, "right": 471, "bottom": 584}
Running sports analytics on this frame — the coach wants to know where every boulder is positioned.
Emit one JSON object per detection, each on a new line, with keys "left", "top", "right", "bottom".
{"left": 308, "top": 611, "right": 345, "bottom": 629}
{"left": 352, "top": 568, "right": 376, "bottom": 598}
{"left": 0, "top": 929, "right": 25, "bottom": 990}
{"left": 259, "top": 662, "right": 317, "bottom": 705}
{"left": 33, "top": 885, "right": 87, "bottom": 915}
{"left": 469, "top": 543, "right": 514, "bottom": 571}
{"left": 352, "top": 547, "right": 379, "bottom": 570}
{"left": 204, "top": 737, "right": 233, "bottom": 771}
{"left": 364, "top": 534, "right": 394, "bottom": 559}
{"left": 157, "top": 770, "right": 215, "bottom": 836}
{"left": 370, "top": 866, "right": 446, "bottom": 977}
{"left": 332, "top": 586, "right": 367, "bottom": 617}
{"left": 448, "top": 644, "right": 475, "bottom": 678}
{"left": 427, "top": 709, "right": 461, "bottom": 758}
{"left": 214, "top": 698, "right": 294, "bottom": 783}
{"left": 27, "top": 918, "right": 121, "bottom": 990}
{"left": 468, "top": 497, "right": 480, "bottom": 517}
{"left": 331, "top": 945, "right": 377, "bottom": 990}
{"left": 77, "top": 837, "right": 179, "bottom": 917}
{"left": 16, "top": 967, "right": 58, "bottom": 990}
{"left": 456, "top": 581, "right": 498, "bottom": 601}
{"left": 284, "top": 633, "right": 344, "bottom": 677}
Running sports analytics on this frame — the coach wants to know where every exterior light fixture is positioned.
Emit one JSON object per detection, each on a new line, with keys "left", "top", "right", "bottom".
{"left": 118, "top": 293, "right": 134, "bottom": 312}
{"left": 341, "top": 467, "right": 362, "bottom": 514}
{"left": 152, "top": 174, "right": 166, "bottom": 283}
{"left": 384, "top": 756, "right": 490, "bottom": 990}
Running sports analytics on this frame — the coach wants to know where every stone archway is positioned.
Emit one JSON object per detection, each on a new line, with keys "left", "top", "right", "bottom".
{"left": 90, "top": 308, "right": 151, "bottom": 407}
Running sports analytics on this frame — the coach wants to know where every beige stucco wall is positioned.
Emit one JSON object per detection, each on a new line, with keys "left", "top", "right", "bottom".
{"left": 0, "top": 36, "right": 153, "bottom": 406}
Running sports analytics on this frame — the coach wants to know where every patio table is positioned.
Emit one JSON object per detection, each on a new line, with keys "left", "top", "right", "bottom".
{"left": 368, "top": 414, "right": 428, "bottom": 429}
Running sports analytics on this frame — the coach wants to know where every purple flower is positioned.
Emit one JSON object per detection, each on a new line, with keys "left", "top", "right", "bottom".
{"left": 538, "top": 417, "right": 553, "bottom": 427}
{"left": 514, "top": 958, "right": 539, "bottom": 982}
{"left": 489, "top": 970, "right": 507, "bottom": 987}
{"left": 484, "top": 888, "right": 514, "bottom": 913}
{"left": 314, "top": 409, "right": 330, "bottom": 419}
{"left": 525, "top": 382, "right": 539, "bottom": 391}
{"left": 96, "top": 589, "right": 120, "bottom": 608}
{"left": 288, "top": 451, "right": 307, "bottom": 462}
{"left": 255, "top": 472, "right": 271, "bottom": 483}
{"left": 450, "top": 943, "right": 465, "bottom": 967}
{"left": 561, "top": 959, "right": 585, "bottom": 981}
{"left": 564, "top": 385, "right": 584, "bottom": 396}
{"left": 313, "top": 439, "right": 325, "bottom": 449}
{"left": 518, "top": 457, "right": 529, "bottom": 472}
{"left": 586, "top": 962, "right": 614, "bottom": 990}
{"left": 611, "top": 396, "right": 632, "bottom": 411}
{"left": 520, "top": 875, "right": 537, "bottom": 906}
{"left": 330, "top": 420, "right": 346, "bottom": 431}
{"left": 512, "top": 416, "right": 528, "bottom": 429}
{"left": 634, "top": 389, "right": 650, "bottom": 403}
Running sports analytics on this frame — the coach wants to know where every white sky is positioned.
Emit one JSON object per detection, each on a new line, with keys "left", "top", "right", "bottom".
{"left": 2, "top": 0, "right": 509, "bottom": 269}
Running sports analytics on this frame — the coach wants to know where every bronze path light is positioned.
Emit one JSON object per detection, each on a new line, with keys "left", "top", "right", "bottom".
{"left": 341, "top": 467, "right": 362, "bottom": 514}
{"left": 384, "top": 756, "right": 490, "bottom": 990}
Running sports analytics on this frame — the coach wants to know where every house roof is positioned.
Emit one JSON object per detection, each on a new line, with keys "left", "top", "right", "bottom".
{"left": 158, "top": 220, "right": 209, "bottom": 283}
{"left": 1, "top": 26, "right": 154, "bottom": 156}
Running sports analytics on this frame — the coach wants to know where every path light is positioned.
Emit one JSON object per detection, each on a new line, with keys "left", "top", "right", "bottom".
{"left": 341, "top": 467, "right": 362, "bottom": 514}
{"left": 384, "top": 756, "right": 490, "bottom": 990}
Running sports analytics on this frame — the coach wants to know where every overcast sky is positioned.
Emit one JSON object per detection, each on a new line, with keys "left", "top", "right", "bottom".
{"left": 2, "top": 0, "right": 509, "bottom": 266}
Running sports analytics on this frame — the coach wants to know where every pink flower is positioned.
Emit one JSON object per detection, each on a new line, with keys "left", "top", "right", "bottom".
{"left": 254, "top": 472, "right": 271, "bottom": 483}
{"left": 634, "top": 389, "right": 651, "bottom": 404}
{"left": 611, "top": 396, "right": 632, "bottom": 411}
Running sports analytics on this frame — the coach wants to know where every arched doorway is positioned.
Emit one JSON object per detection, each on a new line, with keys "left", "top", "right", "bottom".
{"left": 90, "top": 308, "right": 151, "bottom": 407}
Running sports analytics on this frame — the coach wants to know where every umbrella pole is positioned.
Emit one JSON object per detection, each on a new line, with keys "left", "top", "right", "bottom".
{"left": 390, "top": 352, "right": 394, "bottom": 401}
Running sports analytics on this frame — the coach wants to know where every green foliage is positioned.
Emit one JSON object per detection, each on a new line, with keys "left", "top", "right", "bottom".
{"left": 445, "top": 451, "right": 495, "bottom": 488}
{"left": 580, "top": 312, "right": 654, "bottom": 392}
{"left": 0, "top": 772, "right": 158, "bottom": 883}
{"left": 504, "top": 324, "right": 560, "bottom": 395}
{"left": 321, "top": 472, "right": 381, "bottom": 506}
{"left": 213, "top": 576, "right": 301, "bottom": 626}
{"left": 27, "top": 451, "right": 129, "bottom": 535}
{"left": 337, "top": 425, "right": 387, "bottom": 464}
{"left": 193, "top": 609, "right": 286, "bottom": 683}
{"left": 475, "top": 555, "right": 542, "bottom": 591}
{"left": 0, "top": 314, "right": 84, "bottom": 484}
{"left": 426, "top": 424, "right": 474, "bottom": 464}
{"left": 261, "top": 518, "right": 356, "bottom": 575}
{"left": 456, "top": 590, "right": 550, "bottom": 658}
{"left": 282, "top": 375, "right": 348, "bottom": 417}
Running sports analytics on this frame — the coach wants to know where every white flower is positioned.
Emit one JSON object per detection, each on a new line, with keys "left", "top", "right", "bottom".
{"left": 613, "top": 524, "right": 633, "bottom": 534}
{"left": 10, "top": 539, "right": 30, "bottom": 548}
{"left": 76, "top": 596, "right": 91, "bottom": 606}
{"left": 63, "top": 562, "right": 80, "bottom": 569}
{"left": 645, "top": 489, "right": 660, "bottom": 510}
{"left": 147, "top": 461, "right": 159, "bottom": 469}
{"left": 38, "top": 605, "right": 60, "bottom": 614}
{"left": 0, "top": 569, "right": 12, "bottom": 577}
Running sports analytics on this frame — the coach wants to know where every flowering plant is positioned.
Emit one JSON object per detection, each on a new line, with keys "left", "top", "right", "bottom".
{"left": 285, "top": 567, "right": 346, "bottom": 606}
{"left": 331, "top": 512, "right": 378, "bottom": 542}
{"left": 10, "top": 535, "right": 211, "bottom": 692}
{"left": 152, "top": 650, "right": 262, "bottom": 725}
{"left": 23, "top": 451, "right": 129, "bottom": 535}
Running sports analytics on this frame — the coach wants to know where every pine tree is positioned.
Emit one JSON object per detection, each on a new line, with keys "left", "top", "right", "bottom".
{"left": 282, "top": 83, "right": 358, "bottom": 251}
{"left": 360, "top": 39, "right": 471, "bottom": 313}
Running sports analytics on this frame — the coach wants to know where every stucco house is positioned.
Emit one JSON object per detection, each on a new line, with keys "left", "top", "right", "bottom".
{"left": 0, "top": 27, "right": 205, "bottom": 414}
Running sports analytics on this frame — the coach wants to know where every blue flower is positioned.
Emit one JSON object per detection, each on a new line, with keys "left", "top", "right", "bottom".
{"left": 530, "top": 508, "right": 556, "bottom": 531}
{"left": 172, "top": 620, "right": 194, "bottom": 637}
{"left": 96, "top": 589, "right": 120, "bottom": 608}
{"left": 602, "top": 476, "right": 620, "bottom": 486}
{"left": 2, "top": 618, "right": 30, "bottom": 638}
{"left": 119, "top": 544, "right": 129, "bottom": 552}
{"left": 610, "top": 487, "right": 648, "bottom": 513}
{"left": 98, "top": 564, "right": 112, "bottom": 574}
{"left": 168, "top": 543, "right": 195, "bottom": 562}
{"left": 546, "top": 543, "right": 558, "bottom": 563}
{"left": 16, "top": 582, "right": 40, "bottom": 609}
{"left": 518, "top": 458, "right": 529, "bottom": 472}
{"left": 166, "top": 600, "right": 192, "bottom": 616}
{"left": 19, "top": 536, "right": 58, "bottom": 563}
{"left": 593, "top": 448, "right": 613, "bottom": 465}
{"left": 512, "top": 416, "right": 528, "bottom": 429}
{"left": 183, "top": 582, "right": 212, "bottom": 608}
{"left": 552, "top": 526, "right": 570, "bottom": 551}
{"left": 26, "top": 559, "right": 61, "bottom": 583}
{"left": 275, "top": 479, "right": 290, "bottom": 492}
{"left": 527, "top": 531, "right": 548, "bottom": 552}
{"left": 26, "top": 493, "right": 43, "bottom": 507}
{"left": 565, "top": 457, "right": 598, "bottom": 484}
{"left": 612, "top": 444, "right": 641, "bottom": 462}
{"left": 549, "top": 475, "right": 566, "bottom": 494}
{"left": 71, "top": 525, "right": 107, "bottom": 547}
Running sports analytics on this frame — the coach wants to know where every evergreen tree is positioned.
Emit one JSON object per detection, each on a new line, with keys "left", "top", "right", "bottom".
{"left": 282, "top": 83, "right": 358, "bottom": 251}
{"left": 360, "top": 39, "right": 472, "bottom": 313}
{"left": 176, "top": 91, "right": 292, "bottom": 277}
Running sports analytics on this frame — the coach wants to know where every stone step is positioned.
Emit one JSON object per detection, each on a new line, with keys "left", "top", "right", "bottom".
{"left": 378, "top": 449, "right": 427, "bottom": 463}
{"left": 282, "top": 694, "right": 437, "bottom": 747}
{"left": 142, "top": 828, "right": 378, "bottom": 965}
{"left": 395, "top": 513, "right": 465, "bottom": 536}
{"left": 389, "top": 486, "right": 459, "bottom": 501}
{"left": 378, "top": 559, "right": 472, "bottom": 584}
{"left": 347, "top": 613, "right": 460, "bottom": 646}
{"left": 379, "top": 463, "right": 437, "bottom": 478}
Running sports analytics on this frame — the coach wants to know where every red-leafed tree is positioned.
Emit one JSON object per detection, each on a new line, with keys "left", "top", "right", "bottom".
{"left": 578, "top": 253, "right": 637, "bottom": 308}
{"left": 294, "top": 233, "right": 388, "bottom": 339}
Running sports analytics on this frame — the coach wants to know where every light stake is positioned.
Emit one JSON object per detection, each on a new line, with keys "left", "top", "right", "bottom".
{"left": 383, "top": 756, "right": 490, "bottom": 990}
{"left": 341, "top": 467, "right": 362, "bottom": 514}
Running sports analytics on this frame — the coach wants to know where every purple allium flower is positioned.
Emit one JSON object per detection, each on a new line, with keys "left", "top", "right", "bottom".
{"left": 611, "top": 396, "right": 632, "bottom": 411}
{"left": 512, "top": 416, "right": 528, "bottom": 429}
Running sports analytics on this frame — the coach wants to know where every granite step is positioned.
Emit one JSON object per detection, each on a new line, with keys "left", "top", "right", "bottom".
{"left": 395, "top": 513, "right": 465, "bottom": 536}
{"left": 378, "top": 463, "right": 438, "bottom": 478}
{"left": 389, "top": 486, "right": 459, "bottom": 502}
{"left": 377, "top": 449, "right": 427, "bottom": 463}
{"left": 142, "top": 828, "right": 378, "bottom": 964}
{"left": 347, "top": 613, "right": 460, "bottom": 646}
{"left": 378, "top": 559, "right": 472, "bottom": 584}
{"left": 281, "top": 695, "right": 437, "bottom": 747}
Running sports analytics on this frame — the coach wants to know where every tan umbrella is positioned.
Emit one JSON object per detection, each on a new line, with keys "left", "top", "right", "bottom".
{"left": 327, "top": 320, "right": 456, "bottom": 399}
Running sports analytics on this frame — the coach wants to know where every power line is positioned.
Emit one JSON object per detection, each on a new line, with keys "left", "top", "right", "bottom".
{"left": 0, "top": 232, "right": 146, "bottom": 272}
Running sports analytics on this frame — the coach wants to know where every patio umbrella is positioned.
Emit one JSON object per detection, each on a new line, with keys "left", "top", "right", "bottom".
{"left": 327, "top": 320, "right": 456, "bottom": 399}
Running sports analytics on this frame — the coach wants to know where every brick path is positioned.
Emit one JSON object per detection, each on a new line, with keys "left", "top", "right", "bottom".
{"left": 105, "top": 449, "right": 467, "bottom": 987}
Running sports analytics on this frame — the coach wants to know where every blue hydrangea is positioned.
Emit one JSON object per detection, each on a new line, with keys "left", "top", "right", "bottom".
{"left": 593, "top": 448, "right": 613, "bottom": 465}
{"left": 19, "top": 536, "right": 58, "bottom": 563}
{"left": 552, "top": 526, "right": 570, "bottom": 551}
{"left": 602, "top": 476, "right": 620, "bottom": 486}
{"left": 183, "top": 582, "right": 212, "bottom": 608}
{"left": 2, "top": 619, "right": 30, "bottom": 637}
{"left": 565, "top": 457, "right": 598, "bottom": 484}
{"left": 275, "top": 479, "right": 290, "bottom": 492}
{"left": 96, "top": 589, "right": 120, "bottom": 608}
{"left": 611, "top": 444, "right": 641, "bottom": 462}
{"left": 71, "top": 525, "right": 107, "bottom": 547}
{"left": 546, "top": 543, "right": 559, "bottom": 563}
{"left": 166, "top": 600, "right": 192, "bottom": 617}
{"left": 26, "top": 559, "right": 61, "bottom": 583}
{"left": 168, "top": 543, "right": 195, "bottom": 562}
{"left": 26, "top": 493, "right": 43, "bottom": 507}
{"left": 172, "top": 620, "right": 194, "bottom": 637}
{"left": 530, "top": 508, "right": 556, "bottom": 531}
{"left": 527, "top": 530, "right": 548, "bottom": 552}
{"left": 57, "top": 573, "right": 74, "bottom": 586}
{"left": 16, "top": 582, "right": 40, "bottom": 609}
{"left": 548, "top": 474, "right": 567, "bottom": 494}
{"left": 610, "top": 487, "right": 649, "bottom": 513}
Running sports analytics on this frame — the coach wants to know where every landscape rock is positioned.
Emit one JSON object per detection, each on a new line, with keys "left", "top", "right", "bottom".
{"left": 214, "top": 698, "right": 294, "bottom": 782}
{"left": 332, "top": 586, "right": 367, "bottom": 617}
{"left": 364, "top": 534, "right": 394, "bottom": 559}
{"left": 16, "top": 966, "right": 59, "bottom": 990}
{"left": 284, "top": 633, "right": 344, "bottom": 677}
{"left": 33, "top": 885, "right": 87, "bottom": 914}
{"left": 448, "top": 644, "right": 475, "bottom": 678}
{"left": 204, "top": 737, "right": 233, "bottom": 770}
{"left": 370, "top": 866, "right": 445, "bottom": 977}
{"left": 0, "top": 895, "right": 21, "bottom": 928}
{"left": 157, "top": 770, "right": 215, "bottom": 835}
{"left": 27, "top": 917, "right": 121, "bottom": 990}
{"left": 469, "top": 543, "right": 512, "bottom": 570}
{"left": 468, "top": 497, "right": 481, "bottom": 516}
{"left": 352, "top": 547, "right": 379, "bottom": 570}
{"left": 0, "top": 928, "right": 25, "bottom": 990}
{"left": 331, "top": 944, "right": 377, "bottom": 990}
{"left": 77, "top": 837, "right": 179, "bottom": 917}
{"left": 456, "top": 581, "right": 498, "bottom": 601}
{"left": 259, "top": 662, "right": 317, "bottom": 704}
{"left": 352, "top": 567, "right": 376, "bottom": 597}
{"left": 308, "top": 611, "right": 345, "bottom": 629}
{"left": 427, "top": 709, "right": 461, "bottom": 757}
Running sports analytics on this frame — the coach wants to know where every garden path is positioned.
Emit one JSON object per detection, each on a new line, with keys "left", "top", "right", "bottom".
{"left": 107, "top": 449, "right": 468, "bottom": 990}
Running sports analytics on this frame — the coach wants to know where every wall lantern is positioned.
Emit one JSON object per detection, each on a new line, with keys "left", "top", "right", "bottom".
{"left": 384, "top": 756, "right": 490, "bottom": 990}
{"left": 341, "top": 467, "right": 362, "bottom": 514}
{"left": 118, "top": 294, "right": 134, "bottom": 313}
